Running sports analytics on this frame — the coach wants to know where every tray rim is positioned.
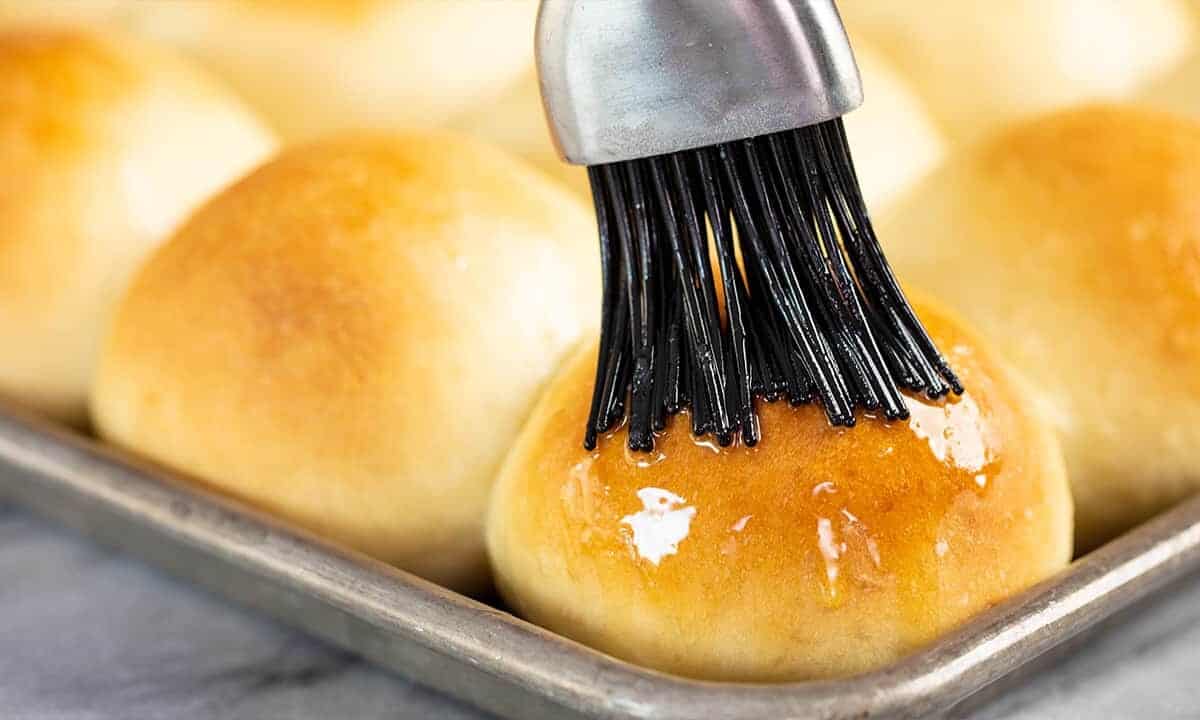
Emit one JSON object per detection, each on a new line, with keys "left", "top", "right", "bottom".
{"left": 1, "top": 399, "right": 1198, "bottom": 720}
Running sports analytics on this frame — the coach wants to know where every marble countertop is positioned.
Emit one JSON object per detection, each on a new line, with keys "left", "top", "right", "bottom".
{"left": 3, "top": 502, "right": 1199, "bottom": 720}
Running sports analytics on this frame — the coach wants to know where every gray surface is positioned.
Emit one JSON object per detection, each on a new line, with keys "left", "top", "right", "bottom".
{"left": 0, "top": 504, "right": 488, "bottom": 720}
{"left": 2, "top": 502, "right": 1199, "bottom": 720}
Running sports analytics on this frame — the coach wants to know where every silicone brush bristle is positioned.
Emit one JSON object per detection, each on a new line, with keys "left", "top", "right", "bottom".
{"left": 583, "top": 118, "right": 962, "bottom": 452}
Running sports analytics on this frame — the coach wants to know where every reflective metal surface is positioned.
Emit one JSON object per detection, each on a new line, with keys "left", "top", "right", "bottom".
{"left": 1, "top": 398, "right": 1198, "bottom": 720}
{"left": 536, "top": 0, "right": 863, "bottom": 165}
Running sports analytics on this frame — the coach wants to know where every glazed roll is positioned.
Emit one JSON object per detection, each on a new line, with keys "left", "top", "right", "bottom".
{"left": 0, "top": 27, "right": 276, "bottom": 422}
{"left": 91, "top": 130, "right": 599, "bottom": 593}
{"left": 879, "top": 105, "right": 1200, "bottom": 549}
{"left": 487, "top": 300, "right": 1072, "bottom": 681}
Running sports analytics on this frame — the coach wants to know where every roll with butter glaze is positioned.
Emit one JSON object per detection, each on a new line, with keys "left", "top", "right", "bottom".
{"left": 880, "top": 105, "right": 1200, "bottom": 549}
{"left": 487, "top": 300, "right": 1072, "bottom": 681}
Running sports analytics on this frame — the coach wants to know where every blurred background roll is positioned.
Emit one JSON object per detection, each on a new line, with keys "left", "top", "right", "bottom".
{"left": 879, "top": 105, "right": 1200, "bottom": 549}
{"left": 100, "top": 0, "right": 538, "bottom": 141}
{"left": 450, "top": 69, "right": 590, "bottom": 200}
{"left": 0, "top": 0, "right": 124, "bottom": 26}
{"left": 1142, "top": 54, "right": 1200, "bottom": 118}
{"left": 488, "top": 301, "right": 1071, "bottom": 681}
{"left": 1141, "top": 1, "right": 1200, "bottom": 118}
{"left": 839, "top": 0, "right": 1196, "bottom": 145}
{"left": 840, "top": 40, "right": 946, "bottom": 212}
{"left": 91, "top": 130, "right": 599, "bottom": 593}
{"left": 0, "top": 27, "right": 276, "bottom": 423}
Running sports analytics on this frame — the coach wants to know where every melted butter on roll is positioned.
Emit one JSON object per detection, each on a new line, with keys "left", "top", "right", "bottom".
{"left": 880, "top": 105, "right": 1200, "bottom": 549}
{"left": 487, "top": 300, "right": 1071, "bottom": 681}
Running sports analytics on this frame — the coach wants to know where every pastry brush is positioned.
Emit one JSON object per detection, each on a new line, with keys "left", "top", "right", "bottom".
{"left": 535, "top": 0, "right": 962, "bottom": 452}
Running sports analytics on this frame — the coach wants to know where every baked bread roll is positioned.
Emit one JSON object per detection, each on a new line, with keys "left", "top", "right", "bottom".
{"left": 452, "top": 38, "right": 944, "bottom": 212}
{"left": 841, "top": 40, "right": 945, "bottom": 212}
{"left": 839, "top": 0, "right": 1196, "bottom": 144}
{"left": 879, "top": 105, "right": 1200, "bottom": 549}
{"left": 0, "top": 28, "right": 276, "bottom": 423}
{"left": 91, "top": 130, "right": 598, "bottom": 593}
{"left": 1141, "top": 43, "right": 1200, "bottom": 118}
{"left": 118, "top": 0, "right": 538, "bottom": 140}
{"left": 0, "top": 1, "right": 131, "bottom": 27}
{"left": 487, "top": 300, "right": 1071, "bottom": 681}
{"left": 450, "top": 70, "right": 590, "bottom": 199}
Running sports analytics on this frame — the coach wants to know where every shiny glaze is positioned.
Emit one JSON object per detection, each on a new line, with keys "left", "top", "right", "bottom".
{"left": 490, "top": 304, "right": 1072, "bottom": 681}
{"left": 884, "top": 106, "right": 1200, "bottom": 549}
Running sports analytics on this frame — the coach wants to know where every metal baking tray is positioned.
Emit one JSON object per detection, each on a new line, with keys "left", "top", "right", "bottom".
{"left": 2, "top": 398, "right": 1198, "bottom": 720}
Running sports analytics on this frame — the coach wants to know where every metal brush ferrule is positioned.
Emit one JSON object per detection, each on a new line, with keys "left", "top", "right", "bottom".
{"left": 535, "top": 0, "right": 864, "bottom": 166}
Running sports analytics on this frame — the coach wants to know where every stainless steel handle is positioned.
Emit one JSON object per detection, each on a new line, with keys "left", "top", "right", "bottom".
{"left": 536, "top": 0, "right": 863, "bottom": 165}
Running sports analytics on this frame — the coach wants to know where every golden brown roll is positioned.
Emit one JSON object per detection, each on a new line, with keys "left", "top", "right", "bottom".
{"left": 839, "top": 0, "right": 1196, "bottom": 144}
{"left": 0, "top": 28, "right": 276, "bottom": 423}
{"left": 451, "top": 37, "right": 945, "bottom": 212}
{"left": 486, "top": 301, "right": 1072, "bottom": 681}
{"left": 91, "top": 130, "right": 599, "bottom": 593}
{"left": 879, "top": 105, "right": 1200, "bottom": 549}
{"left": 110, "top": 0, "right": 538, "bottom": 141}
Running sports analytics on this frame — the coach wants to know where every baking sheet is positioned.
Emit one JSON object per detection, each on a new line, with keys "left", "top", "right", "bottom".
{"left": 2, "top": 398, "right": 1198, "bottom": 720}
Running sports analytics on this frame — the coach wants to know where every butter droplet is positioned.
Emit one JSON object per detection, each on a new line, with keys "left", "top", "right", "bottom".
{"left": 731, "top": 515, "right": 752, "bottom": 533}
{"left": 817, "top": 517, "right": 841, "bottom": 595}
{"left": 691, "top": 436, "right": 721, "bottom": 455}
{"left": 812, "top": 480, "right": 837, "bottom": 497}
{"left": 625, "top": 444, "right": 667, "bottom": 468}
{"left": 620, "top": 488, "right": 696, "bottom": 565}
{"left": 935, "top": 539, "right": 949, "bottom": 557}
{"left": 905, "top": 394, "right": 992, "bottom": 472}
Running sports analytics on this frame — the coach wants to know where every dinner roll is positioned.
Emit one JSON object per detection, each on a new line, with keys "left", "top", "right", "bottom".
{"left": 839, "top": 0, "right": 1196, "bottom": 144}
{"left": 1141, "top": 43, "right": 1200, "bottom": 118}
{"left": 91, "top": 131, "right": 598, "bottom": 593}
{"left": 450, "top": 70, "right": 590, "bottom": 199}
{"left": 0, "top": 2, "right": 119, "bottom": 27}
{"left": 452, "top": 38, "right": 945, "bottom": 212}
{"left": 487, "top": 301, "right": 1071, "bottom": 681}
{"left": 0, "top": 28, "right": 276, "bottom": 423}
{"left": 120, "top": 0, "right": 537, "bottom": 140}
{"left": 879, "top": 105, "right": 1200, "bottom": 549}
{"left": 841, "top": 40, "right": 945, "bottom": 212}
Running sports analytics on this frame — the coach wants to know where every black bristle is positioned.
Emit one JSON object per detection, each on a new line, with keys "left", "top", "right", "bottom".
{"left": 583, "top": 167, "right": 618, "bottom": 451}
{"left": 582, "top": 119, "right": 962, "bottom": 451}
{"left": 699, "top": 149, "right": 756, "bottom": 441}
{"left": 601, "top": 165, "right": 655, "bottom": 451}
